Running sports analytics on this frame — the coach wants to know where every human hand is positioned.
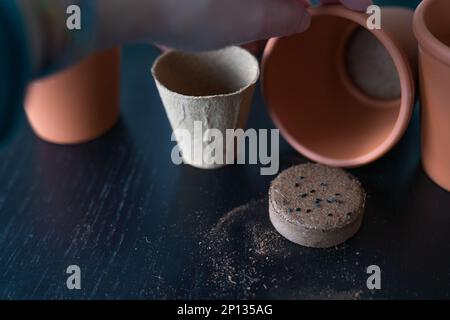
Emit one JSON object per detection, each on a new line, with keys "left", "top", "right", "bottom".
{"left": 20, "top": 0, "right": 373, "bottom": 75}
{"left": 97, "top": 0, "right": 373, "bottom": 51}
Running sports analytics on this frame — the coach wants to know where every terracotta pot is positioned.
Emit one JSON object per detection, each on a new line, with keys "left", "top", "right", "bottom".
{"left": 25, "top": 48, "right": 121, "bottom": 144}
{"left": 262, "top": 5, "right": 417, "bottom": 167}
{"left": 414, "top": 0, "right": 450, "bottom": 191}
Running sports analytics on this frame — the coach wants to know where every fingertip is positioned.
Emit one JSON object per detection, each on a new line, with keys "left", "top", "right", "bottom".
{"left": 255, "top": 0, "right": 311, "bottom": 40}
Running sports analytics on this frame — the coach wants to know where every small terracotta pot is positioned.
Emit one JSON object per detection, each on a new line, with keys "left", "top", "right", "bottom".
{"left": 25, "top": 48, "right": 121, "bottom": 144}
{"left": 414, "top": 0, "right": 450, "bottom": 191}
{"left": 262, "top": 5, "right": 417, "bottom": 167}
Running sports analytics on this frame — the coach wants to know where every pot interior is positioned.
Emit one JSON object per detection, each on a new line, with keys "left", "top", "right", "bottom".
{"left": 153, "top": 47, "right": 258, "bottom": 97}
{"left": 345, "top": 27, "right": 401, "bottom": 101}
{"left": 423, "top": 0, "right": 450, "bottom": 48}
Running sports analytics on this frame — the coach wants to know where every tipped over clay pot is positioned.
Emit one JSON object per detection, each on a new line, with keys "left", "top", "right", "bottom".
{"left": 25, "top": 48, "right": 121, "bottom": 144}
{"left": 262, "top": 5, "right": 417, "bottom": 167}
{"left": 414, "top": 0, "right": 450, "bottom": 192}
{"left": 152, "top": 46, "right": 259, "bottom": 169}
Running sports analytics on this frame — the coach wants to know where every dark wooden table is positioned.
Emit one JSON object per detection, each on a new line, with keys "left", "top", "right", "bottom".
{"left": 0, "top": 44, "right": 449, "bottom": 300}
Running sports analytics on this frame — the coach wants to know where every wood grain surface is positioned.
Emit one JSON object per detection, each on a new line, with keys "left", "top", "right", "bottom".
{"left": 0, "top": 44, "right": 449, "bottom": 299}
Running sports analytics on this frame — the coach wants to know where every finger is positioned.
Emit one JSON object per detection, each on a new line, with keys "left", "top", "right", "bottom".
{"left": 253, "top": 0, "right": 311, "bottom": 40}
{"left": 320, "top": 0, "right": 373, "bottom": 11}
{"left": 149, "top": 0, "right": 312, "bottom": 51}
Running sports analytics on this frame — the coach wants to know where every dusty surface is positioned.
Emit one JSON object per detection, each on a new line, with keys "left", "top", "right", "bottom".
{"left": 199, "top": 198, "right": 367, "bottom": 299}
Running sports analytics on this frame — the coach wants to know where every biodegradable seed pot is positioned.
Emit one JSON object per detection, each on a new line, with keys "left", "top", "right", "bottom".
{"left": 25, "top": 48, "right": 121, "bottom": 144}
{"left": 152, "top": 46, "right": 260, "bottom": 169}
{"left": 414, "top": 0, "right": 450, "bottom": 192}
{"left": 262, "top": 5, "right": 417, "bottom": 168}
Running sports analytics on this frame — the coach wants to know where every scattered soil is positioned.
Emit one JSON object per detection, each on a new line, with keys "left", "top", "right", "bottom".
{"left": 198, "top": 198, "right": 364, "bottom": 299}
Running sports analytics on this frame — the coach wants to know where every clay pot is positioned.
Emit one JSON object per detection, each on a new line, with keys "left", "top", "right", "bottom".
{"left": 262, "top": 5, "right": 417, "bottom": 167}
{"left": 25, "top": 48, "right": 121, "bottom": 144}
{"left": 414, "top": 0, "right": 450, "bottom": 191}
{"left": 152, "top": 46, "right": 259, "bottom": 169}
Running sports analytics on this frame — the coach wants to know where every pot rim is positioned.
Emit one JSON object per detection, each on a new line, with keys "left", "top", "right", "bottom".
{"left": 151, "top": 46, "right": 260, "bottom": 100}
{"left": 261, "top": 5, "right": 415, "bottom": 168}
{"left": 413, "top": 0, "right": 450, "bottom": 67}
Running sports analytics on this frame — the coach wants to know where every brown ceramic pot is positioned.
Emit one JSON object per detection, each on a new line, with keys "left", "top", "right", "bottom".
{"left": 414, "top": 0, "right": 450, "bottom": 192}
{"left": 25, "top": 48, "right": 121, "bottom": 144}
{"left": 262, "top": 5, "right": 417, "bottom": 167}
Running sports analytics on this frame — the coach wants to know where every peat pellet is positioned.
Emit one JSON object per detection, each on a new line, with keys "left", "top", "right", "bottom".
{"left": 268, "top": 163, "right": 366, "bottom": 248}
